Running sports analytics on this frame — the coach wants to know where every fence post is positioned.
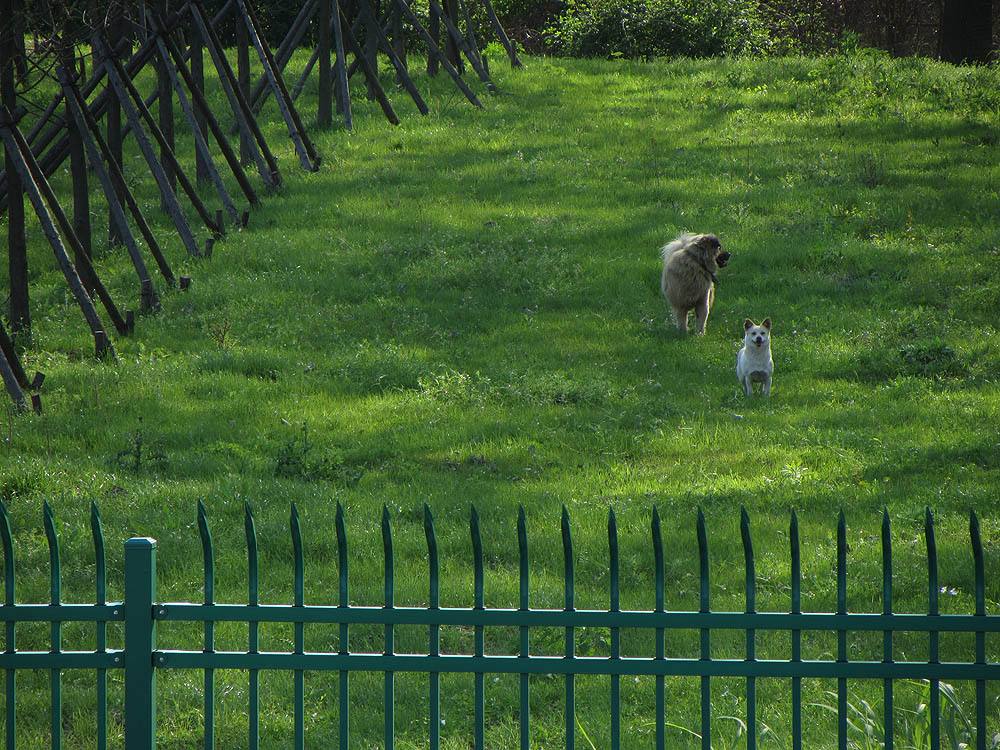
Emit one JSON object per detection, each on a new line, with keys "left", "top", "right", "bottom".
{"left": 124, "top": 537, "right": 157, "bottom": 750}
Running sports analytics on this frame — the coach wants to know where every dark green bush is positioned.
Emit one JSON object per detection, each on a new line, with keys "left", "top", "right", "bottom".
{"left": 545, "top": 0, "right": 769, "bottom": 59}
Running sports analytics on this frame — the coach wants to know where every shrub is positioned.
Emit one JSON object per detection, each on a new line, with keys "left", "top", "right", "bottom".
{"left": 545, "top": 0, "right": 769, "bottom": 59}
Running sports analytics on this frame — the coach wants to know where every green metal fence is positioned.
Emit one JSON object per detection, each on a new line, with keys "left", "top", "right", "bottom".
{"left": 1, "top": 499, "right": 998, "bottom": 749}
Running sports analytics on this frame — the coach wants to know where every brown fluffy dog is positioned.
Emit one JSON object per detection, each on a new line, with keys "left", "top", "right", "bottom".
{"left": 660, "top": 233, "right": 730, "bottom": 335}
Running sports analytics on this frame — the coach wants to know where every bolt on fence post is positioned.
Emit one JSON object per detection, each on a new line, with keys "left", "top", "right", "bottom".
{"left": 124, "top": 537, "right": 157, "bottom": 750}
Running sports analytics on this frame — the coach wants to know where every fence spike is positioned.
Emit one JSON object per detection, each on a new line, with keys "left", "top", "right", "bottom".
{"left": 335, "top": 501, "right": 349, "bottom": 749}
{"left": 517, "top": 504, "right": 529, "bottom": 750}
{"left": 424, "top": 503, "right": 440, "bottom": 750}
{"left": 561, "top": 505, "right": 575, "bottom": 750}
{"left": 244, "top": 501, "right": 259, "bottom": 750}
{"left": 971, "top": 508, "right": 986, "bottom": 750}
{"left": 608, "top": 508, "right": 620, "bottom": 750}
{"left": 740, "top": 507, "right": 757, "bottom": 750}
{"left": 471, "top": 505, "right": 485, "bottom": 750}
{"left": 90, "top": 500, "right": 107, "bottom": 750}
{"left": 0, "top": 499, "right": 14, "bottom": 750}
{"left": 290, "top": 503, "right": 305, "bottom": 750}
{"left": 837, "top": 510, "right": 848, "bottom": 750}
{"left": 790, "top": 510, "right": 802, "bottom": 750}
{"left": 382, "top": 504, "right": 395, "bottom": 750}
{"left": 651, "top": 506, "right": 665, "bottom": 750}
{"left": 197, "top": 500, "right": 215, "bottom": 749}
{"left": 925, "top": 507, "right": 939, "bottom": 750}
{"left": 42, "top": 499, "right": 62, "bottom": 750}
{"left": 696, "top": 506, "right": 710, "bottom": 750}
{"left": 881, "top": 509, "right": 893, "bottom": 750}
{"left": 197, "top": 500, "right": 214, "bottom": 605}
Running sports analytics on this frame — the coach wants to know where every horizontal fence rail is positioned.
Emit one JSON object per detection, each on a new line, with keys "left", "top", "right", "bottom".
{"left": 0, "top": 499, "right": 997, "bottom": 750}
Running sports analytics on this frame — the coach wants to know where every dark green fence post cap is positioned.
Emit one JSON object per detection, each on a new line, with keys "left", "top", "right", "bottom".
{"left": 125, "top": 537, "right": 158, "bottom": 548}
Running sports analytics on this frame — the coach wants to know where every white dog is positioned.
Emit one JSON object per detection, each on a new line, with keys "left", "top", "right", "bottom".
{"left": 736, "top": 318, "right": 773, "bottom": 396}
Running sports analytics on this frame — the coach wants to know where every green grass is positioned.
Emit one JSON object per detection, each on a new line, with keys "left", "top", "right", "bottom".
{"left": 2, "top": 45, "right": 999, "bottom": 747}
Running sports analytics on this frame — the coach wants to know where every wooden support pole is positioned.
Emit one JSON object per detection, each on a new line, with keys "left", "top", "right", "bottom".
{"left": 2, "top": 108, "right": 131, "bottom": 337}
{"left": 153, "top": 14, "right": 260, "bottom": 209}
{"left": 425, "top": 0, "right": 495, "bottom": 92}
{"left": 330, "top": 0, "right": 352, "bottom": 128}
{"left": 60, "top": 72, "right": 176, "bottom": 288}
{"left": 61, "top": 49, "right": 93, "bottom": 281}
{"left": 234, "top": 0, "right": 321, "bottom": 171}
{"left": 95, "top": 33, "right": 205, "bottom": 259}
{"left": 356, "top": 0, "right": 429, "bottom": 114}
{"left": 0, "top": 107, "right": 115, "bottom": 359}
{"left": 318, "top": 0, "right": 332, "bottom": 127}
{"left": 146, "top": 11, "right": 241, "bottom": 225}
{"left": 98, "top": 34, "right": 223, "bottom": 236}
{"left": 0, "top": 320, "right": 28, "bottom": 389}
{"left": 392, "top": 0, "right": 483, "bottom": 108}
{"left": 479, "top": 0, "right": 522, "bottom": 68}
{"left": 190, "top": 25, "right": 210, "bottom": 185}
{"left": 0, "top": 346, "right": 27, "bottom": 412}
{"left": 2, "top": 0, "right": 29, "bottom": 338}
{"left": 338, "top": 7, "right": 400, "bottom": 125}
{"left": 59, "top": 68, "right": 162, "bottom": 312}
{"left": 188, "top": 0, "right": 282, "bottom": 188}
{"left": 154, "top": 0, "right": 176, "bottom": 206}
{"left": 248, "top": 0, "right": 319, "bottom": 116}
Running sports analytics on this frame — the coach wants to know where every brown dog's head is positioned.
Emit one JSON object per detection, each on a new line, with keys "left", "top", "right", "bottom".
{"left": 695, "top": 233, "right": 730, "bottom": 269}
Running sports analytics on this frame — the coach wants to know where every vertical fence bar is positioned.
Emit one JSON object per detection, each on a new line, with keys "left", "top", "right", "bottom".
{"left": 740, "top": 507, "right": 756, "bottom": 750}
{"left": 124, "top": 537, "right": 157, "bottom": 750}
{"left": 91, "top": 502, "right": 108, "bottom": 750}
{"left": 42, "top": 501, "right": 62, "bottom": 750}
{"left": 790, "top": 511, "right": 802, "bottom": 750}
{"left": 925, "top": 508, "right": 939, "bottom": 750}
{"left": 517, "top": 506, "right": 530, "bottom": 750}
{"left": 0, "top": 501, "right": 14, "bottom": 750}
{"left": 881, "top": 510, "right": 893, "bottom": 750}
{"left": 608, "top": 509, "right": 620, "bottom": 750}
{"left": 291, "top": 505, "right": 305, "bottom": 750}
{"left": 561, "top": 506, "right": 575, "bottom": 750}
{"left": 424, "top": 505, "right": 440, "bottom": 750}
{"left": 837, "top": 511, "right": 848, "bottom": 750}
{"left": 697, "top": 507, "right": 710, "bottom": 750}
{"left": 197, "top": 501, "right": 215, "bottom": 750}
{"left": 471, "top": 506, "right": 486, "bottom": 750}
{"left": 971, "top": 510, "right": 985, "bottom": 750}
{"left": 336, "top": 503, "right": 350, "bottom": 750}
{"left": 652, "top": 507, "right": 665, "bottom": 750}
{"left": 382, "top": 505, "right": 395, "bottom": 750}
{"left": 244, "top": 503, "right": 260, "bottom": 750}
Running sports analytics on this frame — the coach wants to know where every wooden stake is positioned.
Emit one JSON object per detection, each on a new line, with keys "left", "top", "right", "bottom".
{"left": 0, "top": 107, "right": 115, "bottom": 359}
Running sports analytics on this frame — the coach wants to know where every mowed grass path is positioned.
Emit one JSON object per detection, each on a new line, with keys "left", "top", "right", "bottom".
{"left": 2, "top": 49, "right": 999, "bottom": 746}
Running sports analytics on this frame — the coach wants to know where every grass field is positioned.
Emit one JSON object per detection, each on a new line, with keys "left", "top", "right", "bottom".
{"left": 2, "top": 45, "right": 999, "bottom": 747}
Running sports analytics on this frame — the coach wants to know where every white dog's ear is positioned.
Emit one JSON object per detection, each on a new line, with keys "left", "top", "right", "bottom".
{"left": 762, "top": 318, "right": 771, "bottom": 330}
{"left": 744, "top": 319, "right": 754, "bottom": 330}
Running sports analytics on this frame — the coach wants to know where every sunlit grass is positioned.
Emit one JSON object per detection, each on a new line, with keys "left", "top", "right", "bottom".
{"left": 1, "top": 46, "right": 998, "bottom": 746}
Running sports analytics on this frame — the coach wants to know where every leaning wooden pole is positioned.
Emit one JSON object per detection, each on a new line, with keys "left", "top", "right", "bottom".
{"left": 1, "top": 0, "right": 29, "bottom": 338}
{"left": 95, "top": 33, "right": 205, "bottom": 258}
{"left": 59, "top": 68, "right": 161, "bottom": 312}
{"left": 234, "top": 0, "right": 321, "bottom": 171}
{"left": 0, "top": 347, "right": 27, "bottom": 412}
{"left": 188, "top": 0, "right": 282, "bottom": 188}
{"left": 480, "top": 0, "right": 522, "bottom": 68}
{"left": 391, "top": 0, "right": 483, "bottom": 108}
{"left": 60, "top": 73, "right": 177, "bottom": 287}
{"left": 153, "top": 13, "right": 261, "bottom": 210}
{"left": 146, "top": 11, "right": 241, "bottom": 225}
{"left": 0, "top": 106, "right": 115, "bottom": 358}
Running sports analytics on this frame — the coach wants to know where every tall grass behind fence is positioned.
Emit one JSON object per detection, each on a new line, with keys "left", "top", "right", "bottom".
{"left": 1, "top": 499, "right": 998, "bottom": 749}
